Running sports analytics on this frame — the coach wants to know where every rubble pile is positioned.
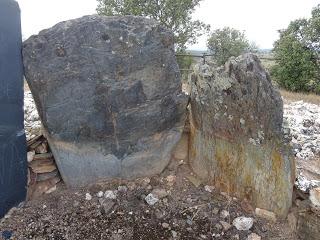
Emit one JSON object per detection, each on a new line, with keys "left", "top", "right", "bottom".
{"left": 27, "top": 135, "right": 61, "bottom": 199}
{"left": 283, "top": 100, "right": 320, "bottom": 191}
{"left": 0, "top": 163, "right": 294, "bottom": 239}
{"left": 284, "top": 100, "right": 320, "bottom": 160}
{"left": 24, "top": 90, "right": 41, "bottom": 140}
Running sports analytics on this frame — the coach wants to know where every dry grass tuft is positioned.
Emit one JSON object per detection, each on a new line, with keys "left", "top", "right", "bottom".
{"left": 280, "top": 89, "right": 320, "bottom": 105}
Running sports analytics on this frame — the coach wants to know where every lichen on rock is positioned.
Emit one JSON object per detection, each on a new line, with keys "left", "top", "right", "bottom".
{"left": 23, "top": 15, "right": 188, "bottom": 187}
{"left": 189, "top": 54, "right": 295, "bottom": 217}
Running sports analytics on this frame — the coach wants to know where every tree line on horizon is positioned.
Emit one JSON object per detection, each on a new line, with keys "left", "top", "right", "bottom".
{"left": 96, "top": 0, "right": 320, "bottom": 94}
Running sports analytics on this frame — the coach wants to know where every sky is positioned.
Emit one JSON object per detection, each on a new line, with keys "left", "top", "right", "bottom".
{"left": 17, "top": 0, "right": 319, "bottom": 50}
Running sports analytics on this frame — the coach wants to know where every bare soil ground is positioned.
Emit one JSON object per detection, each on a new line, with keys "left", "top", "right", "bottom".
{"left": 0, "top": 160, "right": 296, "bottom": 240}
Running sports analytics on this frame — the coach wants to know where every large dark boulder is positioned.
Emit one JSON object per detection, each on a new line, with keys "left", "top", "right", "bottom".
{"left": 23, "top": 15, "right": 187, "bottom": 187}
{"left": 189, "top": 54, "right": 295, "bottom": 217}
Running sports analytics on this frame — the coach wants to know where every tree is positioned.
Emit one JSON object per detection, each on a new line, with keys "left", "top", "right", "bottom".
{"left": 271, "top": 4, "right": 320, "bottom": 93}
{"left": 96, "top": 0, "right": 210, "bottom": 50}
{"left": 207, "top": 27, "right": 254, "bottom": 66}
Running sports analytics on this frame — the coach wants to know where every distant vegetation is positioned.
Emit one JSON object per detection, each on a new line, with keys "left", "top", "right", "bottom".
{"left": 271, "top": 4, "right": 320, "bottom": 94}
{"left": 96, "top": 0, "right": 210, "bottom": 51}
{"left": 207, "top": 27, "right": 257, "bottom": 66}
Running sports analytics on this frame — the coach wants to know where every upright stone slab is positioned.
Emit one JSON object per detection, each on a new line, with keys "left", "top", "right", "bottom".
{"left": 189, "top": 54, "right": 295, "bottom": 217}
{"left": 0, "top": 0, "right": 27, "bottom": 218}
{"left": 23, "top": 15, "right": 187, "bottom": 187}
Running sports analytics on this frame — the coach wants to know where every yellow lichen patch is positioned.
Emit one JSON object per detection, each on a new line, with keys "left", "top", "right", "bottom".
{"left": 189, "top": 133, "right": 294, "bottom": 218}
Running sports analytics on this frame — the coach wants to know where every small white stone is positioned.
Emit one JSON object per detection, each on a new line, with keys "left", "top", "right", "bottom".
{"left": 204, "top": 185, "right": 214, "bottom": 193}
{"left": 96, "top": 191, "right": 104, "bottom": 198}
{"left": 104, "top": 190, "right": 117, "bottom": 199}
{"left": 240, "top": 118, "right": 245, "bottom": 125}
{"left": 220, "top": 210, "right": 230, "bottom": 219}
{"left": 85, "top": 193, "right": 92, "bottom": 201}
{"left": 233, "top": 216, "right": 253, "bottom": 231}
{"left": 171, "top": 230, "right": 178, "bottom": 238}
{"left": 27, "top": 151, "right": 35, "bottom": 163}
{"left": 145, "top": 193, "right": 159, "bottom": 206}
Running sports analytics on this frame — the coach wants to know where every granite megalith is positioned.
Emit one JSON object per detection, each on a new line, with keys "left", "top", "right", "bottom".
{"left": 189, "top": 54, "right": 295, "bottom": 217}
{"left": 23, "top": 15, "right": 187, "bottom": 187}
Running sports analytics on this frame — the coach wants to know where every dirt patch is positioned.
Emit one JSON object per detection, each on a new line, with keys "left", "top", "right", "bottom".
{"left": 0, "top": 161, "right": 296, "bottom": 240}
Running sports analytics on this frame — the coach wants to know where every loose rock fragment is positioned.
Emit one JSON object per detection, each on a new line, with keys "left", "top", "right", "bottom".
{"left": 220, "top": 210, "right": 230, "bottom": 219}
{"left": 162, "top": 222, "right": 170, "bottom": 229}
{"left": 310, "top": 187, "right": 320, "bottom": 207}
{"left": 145, "top": 193, "right": 159, "bottom": 206}
{"left": 96, "top": 191, "right": 104, "bottom": 198}
{"left": 104, "top": 191, "right": 117, "bottom": 200}
{"left": 85, "top": 193, "right": 92, "bottom": 201}
{"left": 151, "top": 189, "right": 168, "bottom": 199}
{"left": 232, "top": 216, "right": 253, "bottom": 231}
{"left": 255, "top": 208, "right": 277, "bottom": 222}
{"left": 99, "top": 199, "right": 115, "bottom": 215}
{"left": 27, "top": 151, "right": 35, "bottom": 163}
{"left": 219, "top": 221, "right": 232, "bottom": 231}
{"left": 247, "top": 233, "right": 261, "bottom": 240}
{"left": 204, "top": 185, "right": 214, "bottom": 193}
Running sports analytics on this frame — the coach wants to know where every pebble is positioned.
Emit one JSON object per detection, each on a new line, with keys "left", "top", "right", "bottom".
{"left": 145, "top": 193, "right": 159, "bottom": 206}
{"left": 212, "top": 207, "right": 219, "bottom": 215}
{"left": 255, "top": 208, "right": 277, "bottom": 222}
{"left": 310, "top": 187, "right": 320, "bottom": 207}
{"left": 85, "top": 193, "right": 92, "bottom": 201}
{"left": 204, "top": 185, "right": 214, "bottom": 193}
{"left": 118, "top": 185, "right": 128, "bottom": 192}
{"left": 96, "top": 191, "right": 104, "bottom": 198}
{"left": 99, "top": 199, "right": 115, "bottom": 215}
{"left": 162, "top": 222, "right": 170, "bottom": 228}
{"left": 151, "top": 188, "right": 168, "bottom": 199}
{"left": 232, "top": 216, "right": 254, "bottom": 231}
{"left": 171, "top": 230, "right": 178, "bottom": 238}
{"left": 27, "top": 151, "right": 35, "bottom": 163}
{"left": 232, "top": 234, "right": 240, "bottom": 240}
{"left": 220, "top": 221, "right": 232, "bottom": 231}
{"left": 220, "top": 210, "right": 230, "bottom": 219}
{"left": 247, "top": 233, "right": 261, "bottom": 240}
{"left": 104, "top": 190, "right": 117, "bottom": 199}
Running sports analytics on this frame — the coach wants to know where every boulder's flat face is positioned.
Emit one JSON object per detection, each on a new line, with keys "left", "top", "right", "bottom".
{"left": 189, "top": 54, "right": 295, "bottom": 217}
{"left": 23, "top": 15, "right": 187, "bottom": 187}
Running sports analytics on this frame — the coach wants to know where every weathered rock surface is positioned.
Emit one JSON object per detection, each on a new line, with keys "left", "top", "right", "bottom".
{"left": 23, "top": 15, "right": 187, "bottom": 187}
{"left": 189, "top": 54, "right": 295, "bottom": 217}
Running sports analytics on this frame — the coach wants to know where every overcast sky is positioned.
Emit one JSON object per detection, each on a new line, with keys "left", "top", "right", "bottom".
{"left": 17, "top": 0, "right": 319, "bottom": 50}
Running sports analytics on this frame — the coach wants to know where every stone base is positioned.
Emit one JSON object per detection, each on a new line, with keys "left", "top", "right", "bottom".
{"left": 46, "top": 127, "right": 183, "bottom": 187}
{"left": 189, "top": 123, "right": 295, "bottom": 218}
